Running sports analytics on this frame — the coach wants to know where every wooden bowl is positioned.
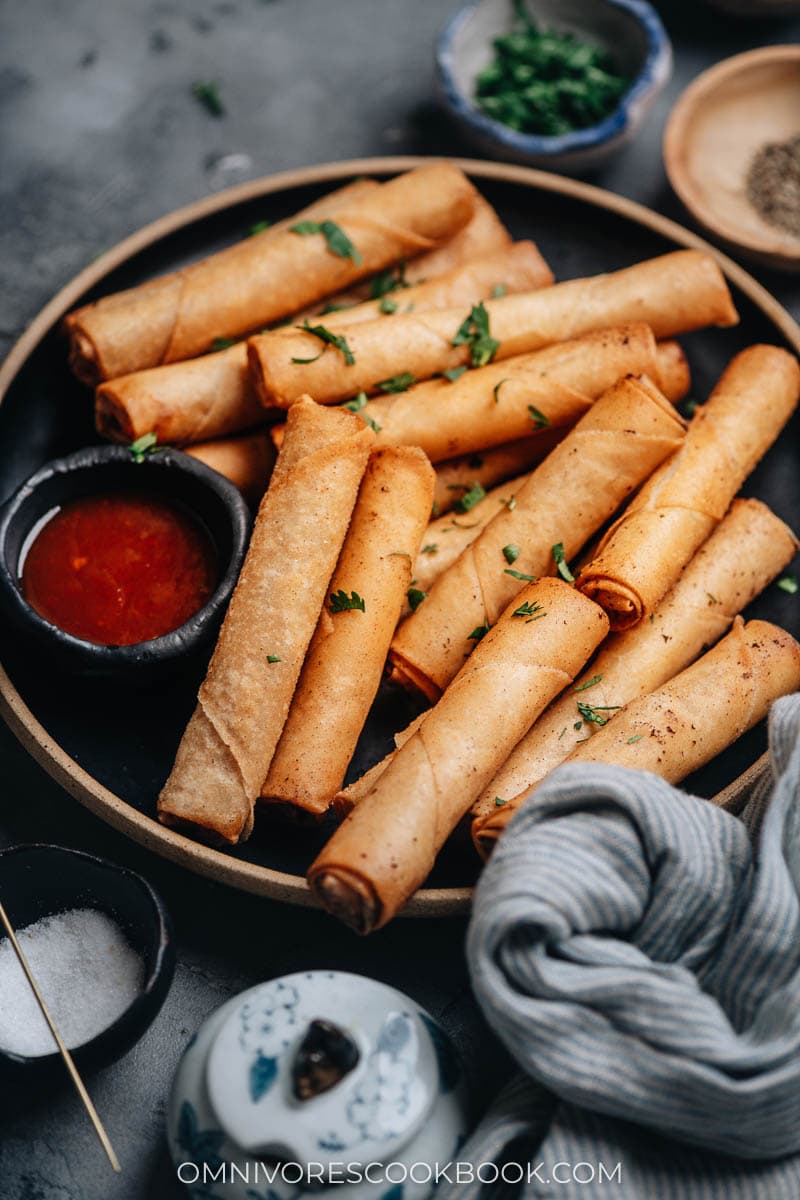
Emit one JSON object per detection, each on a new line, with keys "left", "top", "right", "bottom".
{"left": 664, "top": 46, "right": 800, "bottom": 271}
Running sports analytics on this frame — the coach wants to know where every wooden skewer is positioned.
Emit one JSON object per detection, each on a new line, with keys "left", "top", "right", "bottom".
{"left": 0, "top": 900, "right": 121, "bottom": 1173}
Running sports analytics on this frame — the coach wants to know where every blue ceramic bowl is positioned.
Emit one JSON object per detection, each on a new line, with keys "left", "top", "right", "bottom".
{"left": 436, "top": 0, "right": 672, "bottom": 173}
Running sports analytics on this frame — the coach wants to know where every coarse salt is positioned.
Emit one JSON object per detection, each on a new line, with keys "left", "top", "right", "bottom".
{"left": 0, "top": 907, "right": 144, "bottom": 1057}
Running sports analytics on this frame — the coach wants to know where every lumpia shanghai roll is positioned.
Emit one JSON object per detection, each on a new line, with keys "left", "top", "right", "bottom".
{"left": 365, "top": 323, "right": 661, "bottom": 461}
{"left": 432, "top": 434, "right": 565, "bottom": 515}
{"left": 185, "top": 430, "right": 277, "bottom": 505}
{"left": 157, "top": 397, "right": 374, "bottom": 844}
{"left": 308, "top": 578, "right": 609, "bottom": 932}
{"left": 248, "top": 250, "right": 736, "bottom": 407}
{"left": 261, "top": 445, "right": 435, "bottom": 815}
{"left": 472, "top": 498, "right": 799, "bottom": 832}
{"left": 576, "top": 344, "right": 800, "bottom": 630}
{"left": 68, "top": 164, "right": 477, "bottom": 382}
{"left": 477, "top": 618, "right": 800, "bottom": 852}
{"left": 389, "top": 374, "right": 687, "bottom": 700}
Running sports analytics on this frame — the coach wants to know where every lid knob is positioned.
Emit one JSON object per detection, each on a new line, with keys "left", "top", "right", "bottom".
{"left": 292, "top": 1018, "right": 360, "bottom": 1101}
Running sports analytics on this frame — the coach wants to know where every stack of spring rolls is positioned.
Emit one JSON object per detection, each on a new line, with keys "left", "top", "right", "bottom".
{"left": 63, "top": 166, "right": 800, "bottom": 932}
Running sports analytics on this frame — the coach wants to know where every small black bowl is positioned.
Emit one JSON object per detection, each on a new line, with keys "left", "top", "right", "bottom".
{"left": 0, "top": 844, "right": 174, "bottom": 1092}
{"left": 0, "top": 445, "right": 250, "bottom": 678}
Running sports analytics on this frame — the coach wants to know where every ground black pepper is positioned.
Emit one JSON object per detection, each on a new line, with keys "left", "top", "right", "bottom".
{"left": 746, "top": 133, "right": 800, "bottom": 238}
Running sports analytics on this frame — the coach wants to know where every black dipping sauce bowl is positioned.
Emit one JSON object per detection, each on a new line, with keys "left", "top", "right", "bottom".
{"left": 0, "top": 844, "right": 174, "bottom": 1094}
{"left": 0, "top": 445, "right": 250, "bottom": 678}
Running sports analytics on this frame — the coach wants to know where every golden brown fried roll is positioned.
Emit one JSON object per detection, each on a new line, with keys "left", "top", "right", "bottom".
{"left": 308, "top": 579, "right": 609, "bottom": 932}
{"left": 67, "top": 165, "right": 476, "bottom": 383}
{"left": 476, "top": 618, "right": 800, "bottom": 854}
{"left": 248, "top": 251, "right": 736, "bottom": 407}
{"left": 260, "top": 446, "right": 435, "bottom": 816}
{"left": 157, "top": 398, "right": 374, "bottom": 844}
{"left": 472, "top": 498, "right": 798, "bottom": 834}
{"left": 389, "top": 374, "right": 687, "bottom": 701}
{"left": 576, "top": 345, "right": 800, "bottom": 630}
{"left": 185, "top": 431, "right": 277, "bottom": 505}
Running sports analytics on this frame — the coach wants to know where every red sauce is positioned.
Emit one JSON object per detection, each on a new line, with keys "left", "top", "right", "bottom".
{"left": 22, "top": 493, "right": 217, "bottom": 646}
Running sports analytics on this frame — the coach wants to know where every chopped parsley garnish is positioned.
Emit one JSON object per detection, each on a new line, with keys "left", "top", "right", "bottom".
{"left": 494, "top": 378, "right": 511, "bottom": 403}
{"left": 501, "top": 495, "right": 517, "bottom": 511}
{"left": 266, "top": 654, "right": 281, "bottom": 664}
{"left": 407, "top": 587, "right": 427, "bottom": 612}
{"left": 421, "top": 544, "right": 439, "bottom": 555}
{"left": 452, "top": 481, "right": 486, "bottom": 513}
{"left": 452, "top": 301, "right": 499, "bottom": 367}
{"left": 552, "top": 542, "right": 575, "bottom": 583}
{"left": 329, "top": 589, "right": 366, "bottom": 613}
{"left": 503, "top": 544, "right": 521, "bottom": 564}
{"left": 577, "top": 701, "right": 620, "bottom": 727}
{"left": 683, "top": 399, "right": 699, "bottom": 418}
{"left": 494, "top": 796, "right": 507, "bottom": 806}
{"left": 319, "top": 301, "right": 355, "bottom": 315}
{"left": 289, "top": 219, "right": 362, "bottom": 265}
{"left": 343, "top": 392, "right": 368, "bottom": 413}
{"left": 431, "top": 500, "right": 440, "bottom": 518}
{"left": 492, "top": 283, "right": 507, "bottom": 298}
{"left": 504, "top": 568, "right": 537, "bottom": 582}
{"left": 627, "top": 734, "right": 643, "bottom": 744}
{"left": 249, "top": 219, "right": 271, "bottom": 236}
{"left": 377, "top": 372, "right": 416, "bottom": 394}
{"left": 574, "top": 674, "right": 602, "bottom": 692}
{"left": 210, "top": 336, "right": 236, "bottom": 351}
{"left": 293, "top": 321, "right": 355, "bottom": 365}
{"left": 379, "top": 296, "right": 398, "bottom": 315}
{"left": 778, "top": 574, "right": 798, "bottom": 595}
{"left": 442, "top": 366, "right": 468, "bottom": 382}
{"left": 468, "top": 621, "right": 491, "bottom": 642}
{"left": 528, "top": 405, "right": 551, "bottom": 429}
{"left": 369, "top": 260, "right": 409, "bottom": 298}
{"left": 129, "top": 432, "right": 158, "bottom": 463}
{"left": 192, "top": 81, "right": 224, "bottom": 117}
{"left": 512, "top": 601, "right": 545, "bottom": 621}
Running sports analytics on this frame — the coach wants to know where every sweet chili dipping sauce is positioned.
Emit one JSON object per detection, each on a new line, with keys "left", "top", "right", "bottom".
{"left": 22, "top": 492, "right": 218, "bottom": 646}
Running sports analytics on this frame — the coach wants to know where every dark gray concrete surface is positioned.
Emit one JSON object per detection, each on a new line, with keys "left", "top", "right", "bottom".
{"left": 1, "top": 2, "right": 800, "bottom": 1197}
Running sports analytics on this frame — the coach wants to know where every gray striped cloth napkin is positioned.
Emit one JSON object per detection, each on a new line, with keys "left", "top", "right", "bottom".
{"left": 441, "top": 693, "right": 800, "bottom": 1198}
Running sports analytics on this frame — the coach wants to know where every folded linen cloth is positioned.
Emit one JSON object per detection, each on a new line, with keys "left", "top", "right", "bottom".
{"left": 442, "top": 693, "right": 800, "bottom": 1198}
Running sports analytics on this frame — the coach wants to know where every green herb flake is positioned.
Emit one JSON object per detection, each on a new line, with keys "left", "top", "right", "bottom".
{"left": 778, "top": 574, "right": 799, "bottom": 595}
{"left": 249, "top": 219, "right": 271, "bottom": 236}
{"left": 627, "top": 734, "right": 643, "bottom": 744}
{"left": 289, "top": 219, "right": 362, "bottom": 265}
{"left": 512, "top": 601, "right": 545, "bottom": 621}
{"left": 129, "top": 432, "right": 158, "bottom": 464}
{"left": 266, "top": 654, "right": 281, "bottom": 664}
{"left": 442, "top": 366, "right": 467, "bottom": 382}
{"left": 503, "top": 544, "right": 521, "bottom": 564}
{"left": 293, "top": 320, "right": 355, "bottom": 365}
{"left": 330, "top": 589, "right": 366, "bottom": 613}
{"left": 377, "top": 372, "right": 416, "bottom": 394}
{"left": 504, "top": 568, "right": 537, "bottom": 582}
{"left": 210, "top": 336, "right": 236, "bottom": 352}
{"left": 574, "top": 720, "right": 583, "bottom": 731}
{"left": 342, "top": 392, "right": 368, "bottom": 413}
{"left": 369, "top": 260, "right": 409, "bottom": 299}
{"left": 453, "top": 481, "right": 486, "bottom": 513}
{"left": 574, "top": 674, "right": 602, "bottom": 692}
{"left": 552, "top": 542, "right": 575, "bottom": 583}
{"left": 468, "top": 621, "right": 491, "bottom": 642}
{"left": 528, "top": 405, "right": 551, "bottom": 429}
{"left": 494, "top": 796, "right": 507, "bottom": 807}
{"left": 501, "top": 495, "right": 517, "bottom": 511}
{"left": 558, "top": 726, "right": 567, "bottom": 740}
{"left": 319, "top": 301, "right": 355, "bottom": 315}
{"left": 492, "top": 283, "right": 507, "bottom": 298}
{"left": 192, "top": 81, "right": 224, "bottom": 117}
{"left": 452, "top": 301, "right": 499, "bottom": 367}
{"left": 577, "top": 701, "right": 621, "bottom": 727}
{"left": 421, "top": 544, "right": 439, "bottom": 555}
{"left": 407, "top": 587, "right": 427, "bottom": 612}
{"left": 494, "top": 378, "right": 511, "bottom": 404}
{"left": 379, "top": 296, "right": 398, "bottom": 315}
{"left": 431, "top": 500, "right": 440, "bottom": 518}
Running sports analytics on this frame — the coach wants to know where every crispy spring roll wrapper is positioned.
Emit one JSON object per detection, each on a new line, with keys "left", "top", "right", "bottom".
{"left": 68, "top": 164, "right": 477, "bottom": 383}
{"left": 472, "top": 497, "right": 799, "bottom": 828}
{"left": 390, "top": 375, "right": 687, "bottom": 701}
{"left": 332, "top": 713, "right": 427, "bottom": 818}
{"left": 249, "top": 250, "right": 736, "bottom": 408}
{"left": 158, "top": 399, "right": 374, "bottom": 844}
{"left": 96, "top": 342, "right": 264, "bottom": 445}
{"left": 576, "top": 345, "right": 800, "bottom": 631}
{"left": 656, "top": 339, "right": 691, "bottom": 403}
{"left": 185, "top": 431, "right": 277, "bottom": 505}
{"left": 261, "top": 446, "right": 435, "bottom": 815}
{"left": 477, "top": 618, "right": 800, "bottom": 854}
{"left": 308, "top": 579, "right": 609, "bottom": 931}
{"left": 366, "top": 323, "right": 660, "bottom": 461}
{"left": 66, "top": 180, "right": 378, "bottom": 385}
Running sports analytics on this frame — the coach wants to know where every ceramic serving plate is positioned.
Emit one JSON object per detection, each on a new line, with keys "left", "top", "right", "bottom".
{"left": 1, "top": 156, "right": 798, "bottom": 915}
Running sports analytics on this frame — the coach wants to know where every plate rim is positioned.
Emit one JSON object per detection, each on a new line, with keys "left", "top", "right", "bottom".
{"left": 0, "top": 154, "right": 796, "bottom": 915}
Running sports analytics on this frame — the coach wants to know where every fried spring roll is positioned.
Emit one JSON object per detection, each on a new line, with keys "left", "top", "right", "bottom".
{"left": 158, "top": 398, "right": 374, "bottom": 844}
{"left": 333, "top": 713, "right": 427, "bottom": 819}
{"left": 365, "top": 323, "right": 660, "bottom": 461}
{"left": 389, "top": 375, "right": 687, "bottom": 700}
{"left": 185, "top": 431, "right": 277, "bottom": 505}
{"left": 576, "top": 345, "right": 800, "bottom": 630}
{"left": 248, "top": 251, "right": 736, "bottom": 408}
{"left": 472, "top": 498, "right": 799, "bottom": 830}
{"left": 476, "top": 618, "right": 800, "bottom": 854}
{"left": 260, "top": 446, "right": 435, "bottom": 815}
{"left": 68, "top": 164, "right": 477, "bottom": 383}
{"left": 308, "top": 579, "right": 609, "bottom": 932}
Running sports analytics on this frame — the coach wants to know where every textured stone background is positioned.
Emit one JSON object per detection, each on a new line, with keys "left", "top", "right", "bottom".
{"left": 1, "top": 2, "right": 799, "bottom": 1196}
